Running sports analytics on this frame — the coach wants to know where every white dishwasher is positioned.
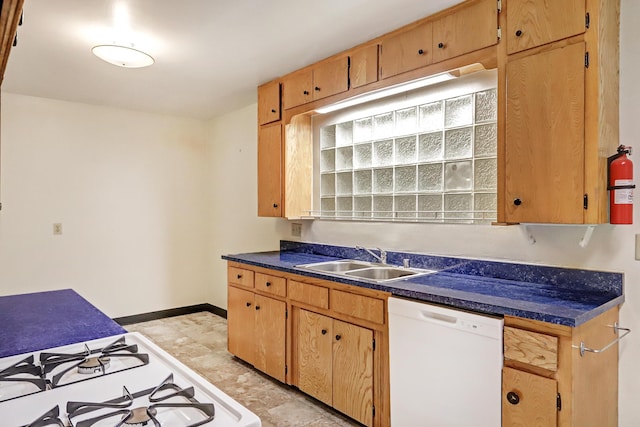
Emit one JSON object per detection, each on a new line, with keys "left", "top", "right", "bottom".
{"left": 388, "top": 297, "right": 503, "bottom": 427}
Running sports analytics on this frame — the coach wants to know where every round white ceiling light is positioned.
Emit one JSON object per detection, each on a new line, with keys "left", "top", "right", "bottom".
{"left": 91, "top": 44, "right": 154, "bottom": 68}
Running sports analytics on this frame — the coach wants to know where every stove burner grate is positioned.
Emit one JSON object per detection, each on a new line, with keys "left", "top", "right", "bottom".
{"left": 20, "top": 405, "right": 64, "bottom": 427}
{"left": 39, "top": 336, "right": 149, "bottom": 387}
{"left": 0, "top": 355, "right": 49, "bottom": 402}
{"left": 67, "top": 373, "right": 215, "bottom": 427}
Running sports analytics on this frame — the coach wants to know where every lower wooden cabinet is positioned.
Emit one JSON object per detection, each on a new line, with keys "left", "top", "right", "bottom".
{"left": 227, "top": 285, "right": 286, "bottom": 382}
{"left": 295, "top": 309, "right": 374, "bottom": 426}
{"left": 502, "top": 367, "right": 558, "bottom": 427}
{"left": 502, "top": 306, "right": 620, "bottom": 427}
{"left": 227, "top": 261, "right": 389, "bottom": 427}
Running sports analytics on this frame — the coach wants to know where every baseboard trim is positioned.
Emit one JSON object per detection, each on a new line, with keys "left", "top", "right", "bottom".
{"left": 113, "top": 303, "right": 227, "bottom": 326}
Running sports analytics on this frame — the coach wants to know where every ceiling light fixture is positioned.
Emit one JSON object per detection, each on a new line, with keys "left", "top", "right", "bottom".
{"left": 92, "top": 44, "right": 154, "bottom": 68}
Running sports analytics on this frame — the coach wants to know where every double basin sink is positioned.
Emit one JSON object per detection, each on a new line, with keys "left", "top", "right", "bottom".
{"left": 296, "top": 259, "right": 436, "bottom": 283}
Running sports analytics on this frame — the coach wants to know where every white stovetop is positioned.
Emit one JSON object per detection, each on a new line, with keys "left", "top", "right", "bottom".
{"left": 0, "top": 332, "right": 261, "bottom": 427}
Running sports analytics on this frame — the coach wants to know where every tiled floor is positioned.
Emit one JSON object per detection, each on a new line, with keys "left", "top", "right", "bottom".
{"left": 126, "top": 311, "right": 362, "bottom": 427}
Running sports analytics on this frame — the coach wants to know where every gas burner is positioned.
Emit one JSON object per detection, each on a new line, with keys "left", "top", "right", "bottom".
{"left": 20, "top": 405, "right": 64, "bottom": 427}
{"left": 77, "top": 356, "right": 111, "bottom": 375}
{"left": 67, "top": 374, "right": 215, "bottom": 427}
{"left": 122, "top": 407, "right": 157, "bottom": 426}
{"left": 40, "top": 336, "right": 149, "bottom": 387}
{"left": 0, "top": 355, "right": 49, "bottom": 402}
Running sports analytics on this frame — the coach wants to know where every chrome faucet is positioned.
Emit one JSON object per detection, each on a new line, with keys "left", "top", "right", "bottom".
{"left": 356, "top": 245, "right": 387, "bottom": 264}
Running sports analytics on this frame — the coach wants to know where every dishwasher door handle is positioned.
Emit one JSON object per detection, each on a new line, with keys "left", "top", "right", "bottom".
{"left": 419, "top": 310, "right": 458, "bottom": 324}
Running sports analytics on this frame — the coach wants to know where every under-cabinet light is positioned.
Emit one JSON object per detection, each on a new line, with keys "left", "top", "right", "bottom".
{"left": 315, "top": 72, "right": 456, "bottom": 114}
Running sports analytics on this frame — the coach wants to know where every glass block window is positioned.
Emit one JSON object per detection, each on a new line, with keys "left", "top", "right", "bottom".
{"left": 315, "top": 72, "right": 497, "bottom": 223}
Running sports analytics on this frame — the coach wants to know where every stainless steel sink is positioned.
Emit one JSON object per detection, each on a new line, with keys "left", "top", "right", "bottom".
{"left": 344, "top": 267, "right": 419, "bottom": 281}
{"left": 298, "top": 260, "right": 373, "bottom": 272}
{"left": 296, "top": 260, "right": 436, "bottom": 283}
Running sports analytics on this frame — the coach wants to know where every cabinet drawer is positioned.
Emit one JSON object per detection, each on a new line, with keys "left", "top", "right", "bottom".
{"left": 255, "top": 273, "right": 286, "bottom": 297}
{"left": 330, "top": 289, "right": 384, "bottom": 324}
{"left": 288, "top": 280, "right": 329, "bottom": 309}
{"left": 228, "top": 267, "right": 254, "bottom": 288}
{"left": 504, "top": 326, "right": 558, "bottom": 371}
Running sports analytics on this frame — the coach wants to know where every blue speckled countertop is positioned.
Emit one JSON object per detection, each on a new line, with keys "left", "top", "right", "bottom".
{"left": 0, "top": 289, "right": 127, "bottom": 358}
{"left": 222, "top": 241, "right": 624, "bottom": 327}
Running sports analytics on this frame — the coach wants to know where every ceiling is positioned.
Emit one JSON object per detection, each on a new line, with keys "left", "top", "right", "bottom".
{"left": 2, "top": 0, "right": 463, "bottom": 120}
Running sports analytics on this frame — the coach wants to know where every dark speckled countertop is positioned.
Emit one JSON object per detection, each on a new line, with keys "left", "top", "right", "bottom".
{"left": 222, "top": 241, "right": 624, "bottom": 327}
{"left": 0, "top": 289, "right": 127, "bottom": 358}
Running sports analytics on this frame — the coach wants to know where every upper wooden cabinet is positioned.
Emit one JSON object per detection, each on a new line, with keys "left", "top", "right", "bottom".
{"left": 257, "top": 123, "right": 282, "bottom": 217}
{"left": 432, "top": 0, "right": 498, "bottom": 63}
{"left": 501, "top": 0, "right": 619, "bottom": 224}
{"left": 0, "top": 0, "right": 24, "bottom": 86}
{"left": 283, "top": 57, "right": 349, "bottom": 109}
{"left": 258, "top": 81, "right": 281, "bottom": 125}
{"left": 350, "top": 44, "right": 379, "bottom": 89}
{"left": 506, "top": 0, "right": 586, "bottom": 55}
{"left": 505, "top": 42, "right": 586, "bottom": 223}
{"left": 380, "top": 21, "right": 433, "bottom": 79}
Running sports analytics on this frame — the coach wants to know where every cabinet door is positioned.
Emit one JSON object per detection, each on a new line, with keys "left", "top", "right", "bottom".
{"left": 283, "top": 70, "right": 313, "bottom": 109}
{"left": 297, "top": 310, "right": 333, "bottom": 406}
{"left": 258, "top": 81, "right": 280, "bottom": 125}
{"left": 254, "top": 294, "right": 286, "bottom": 382}
{"left": 333, "top": 319, "right": 374, "bottom": 427}
{"left": 227, "top": 286, "right": 255, "bottom": 365}
{"left": 350, "top": 45, "right": 378, "bottom": 89}
{"left": 432, "top": 0, "right": 498, "bottom": 63}
{"left": 312, "top": 56, "right": 349, "bottom": 101}
{"left": 507, "top": 0, "right": 586, "bottom": 55}
{"left": 505, "top": 42, "right": 585, "bottom": 223}
{"left": 380, "top": 21, "right": 433, "bottom": 79}
{"left": 257, "top": 123, "right": 282, "bottom": 217}
{"left": 502, "top": 367, "right": 558, "bottom": 427}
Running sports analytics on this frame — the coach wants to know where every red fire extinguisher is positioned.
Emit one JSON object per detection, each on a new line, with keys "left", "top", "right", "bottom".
{"left": 608, "top": 145, "right": 635, "bottom": 224}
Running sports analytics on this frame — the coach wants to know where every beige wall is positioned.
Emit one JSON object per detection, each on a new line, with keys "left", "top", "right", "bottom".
{"left": 0, "top": 94, "right": 211, "bottom": 318}
{"left": 204, "top": 104, "right": 288, "bottom": 309}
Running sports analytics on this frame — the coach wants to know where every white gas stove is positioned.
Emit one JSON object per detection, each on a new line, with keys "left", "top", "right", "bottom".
{"left": 0, "top": 332, "right": 261, "bottom": 427}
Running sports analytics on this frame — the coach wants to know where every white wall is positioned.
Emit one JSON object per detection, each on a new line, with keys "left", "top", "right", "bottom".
{"left": 205, "top": 104, "right": 289, "bottom": 309}
{"left": 0, "top": 94, "right": 210, "bottom": 318}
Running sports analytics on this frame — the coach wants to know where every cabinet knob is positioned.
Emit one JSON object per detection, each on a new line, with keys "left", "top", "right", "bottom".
{"left": 335, "top": 334, "right": 342, "bottom": 341}
{"left": 255, "top": 305, "right": 261, "bottom": 311}
{"left": 506, "top": 391, "right": 520, "bottom": 405}
{"left": 273, "top": 203, "right": 278, "bottom": 208}
{"left": 315, "top": 86, "right": 321, "bottom": 91}
{"left": 265, "top": 281, "right": 271, "bottom": 287}
{"left": 513, "top": 198, "right": 522, "bottom": 206}
{"left": 515, "top": 30, "right": 523, "bottom": 37}
{"left": 417, "top": 49, "right": 424, "bottom": 55}
{"left": 237, "top": 274, "right": 242, "bottom": 279}
{"left": 321, "top": 329, "right": 327, "bottom": 335}
{"left": 303, "top": 90, "right": 309, "bottom": 95}
{"left": 271, "top": 109, "right": 276, "bottom": 113}
{"left": 246, "top": 302, "right": 251, "bottom": 307}
{"left": 438, "top": 42, "right": 444, "bottom": 49}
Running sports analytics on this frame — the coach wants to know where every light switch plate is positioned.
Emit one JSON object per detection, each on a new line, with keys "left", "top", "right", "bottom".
{"left": 291, "top": 223, "right": 302, "bottom": 237}
{"left": 636, "top": 234, "right": 640, "bottom": 261}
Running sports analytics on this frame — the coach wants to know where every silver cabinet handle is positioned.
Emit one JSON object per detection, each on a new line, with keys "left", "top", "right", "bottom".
{"left": 573, "top": 322, "right": 631, "bottom": 357}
